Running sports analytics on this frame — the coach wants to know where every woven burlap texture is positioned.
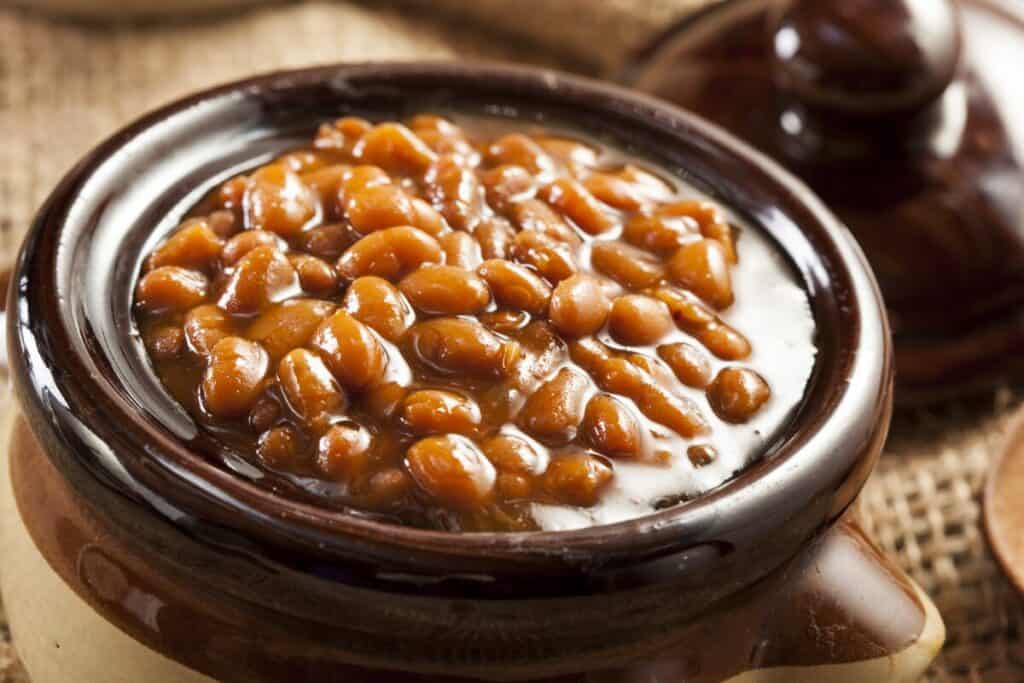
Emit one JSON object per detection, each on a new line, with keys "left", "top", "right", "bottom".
{"left": 0, "top": 1, "right": 1021, "bottom": 681}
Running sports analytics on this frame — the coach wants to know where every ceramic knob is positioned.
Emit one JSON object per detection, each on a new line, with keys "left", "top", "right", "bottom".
{"left": 770, "top": 0, "right": 962, "bottom": 119}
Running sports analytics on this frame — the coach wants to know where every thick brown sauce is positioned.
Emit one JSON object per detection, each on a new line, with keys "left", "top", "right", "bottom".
{"left": 133, "top": 114, "right": 796, "bottom": 532}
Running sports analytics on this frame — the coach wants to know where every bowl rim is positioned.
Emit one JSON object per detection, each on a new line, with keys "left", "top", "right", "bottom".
{"left": 8, "top": 60, "right": 892, "bottom": 580}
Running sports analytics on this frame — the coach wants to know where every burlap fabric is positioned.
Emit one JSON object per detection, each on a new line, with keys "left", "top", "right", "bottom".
{"left": 0, "top": 1, "right": 1020, "bottom": 681}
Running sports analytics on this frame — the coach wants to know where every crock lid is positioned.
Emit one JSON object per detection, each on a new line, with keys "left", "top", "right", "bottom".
{"left": 623, "top": 0, "right": 1024, "bottom": 405}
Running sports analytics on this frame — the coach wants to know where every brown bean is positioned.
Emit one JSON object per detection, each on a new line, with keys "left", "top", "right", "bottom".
{"left": 246, "top": 299, "right": 335, "bottom": 361}
{"left": 399, "top": 264, "right": 491, "bottom": 315}
{"left": 144, "top": 325, "right": 184, "bottom": 361}
{"left": 184, "top": 304, "right": 236, "bottom": 356}
{"left": 336, "top": 226, "right": 443, "bottom": 282}
{"left": 311, "top": 310, "right": 389, "bottom": 390}
{"left": 481, "top": 434, "right": 547, "bottom": 475}
{"left": 342, "top": 276, "right": 415, "bottom": 342}
{"left": 479, "top": 310, "right": 531, "bottom": 334}
{"left": 363, "top": 382, "right": 409, "bottom": 421}
{"left": 622, "top": 214, "right": 699, "bottom": 255}
{"left": 249, "top": 395, "right": 281, "bottom": 433}
{"left": 582, "top": 394, "right": 642, "bottom": 459}
{"left": 510, "top": 230, "right": 577, "bottom": 283}
{"left": 668, "top": 239, "right": 734, "bottom": 309}
{"left": 201, "top": 337, "right": 269, "bottom": 419}
{"left": 658, "top": 342, "right": 712, "bottom": 388}
{"left": 424, "top": 155, "right": 484, "bottom": 231}
{"left": 353, "top": 123, "right": 438, "bottom": 175}
{"left": 345, "top": 184, "right": 416, "bottom": 234}
{"left": 314, "top": 116, "right": 373, "bottom": 156}
{"left": 486, "top": 134, "right": 557, "bottom": 179}
{"left": 549, "top": 274, "right": 611, "bottom": 337}
{"left": 700, "top": 321, "right": 752, "bottom": 361}
{"left": 221, "top": 230, "right": 288, "bottom": 267}
{"left": 278, "top": 349, "right": 347, "bottom": 431}
{"left": 648, "top": 286, "right": 717, "bottom": 332}
{"left": 338, "top": 165, "right": 391, "bottom": 202}
{"left": 540, "top": 178, "right": 617, "bottom": 235}
{"left": 410, "top": 198, "right": 449, "bottom": 237}
{"left": 533, "top": 136, "right": 598, "bottom": 168}
{"left": 658, "top": 200, "right": 736, "bottom": 263}
{"left": 299, "top": 223, "right": 351, "bottom": 260}
{"left": 257, "top": 426, "right": 306, "bottom": 469}
{"left": 301, "top": 165, "right": 352, "bottom": 208}
{"left": 688, "top": 444, "right": 717, "bottom": 467}
{"left": 608, "top": 295, "right": 674, "bottom": 346}
{"left": 542, "top": 451, "right": 612, "bottom": 507}
{"left": 243, "top": 164, "right": 318, "bottom": 238}
{"left": 276, "top": 150, "right": 326, "bottom": 174}
{"left": 478, "top": 259, "right": 551, "bottom": 315}
{"left": 147, "top": 220, "right": 223, "bottom": 272}
{"left": 517, "top": 367, "right": 590, "bottom": 445}
{"left": 289, "top": 254, "right": 338, "bottom": 294}
{"left": 402, "top": 390, "right": 482, "bottom": 436}
{"left": 407, "top": 318, "right": 520, "bottom": 378}
{"left": 405, "top": 435, "right": 496, "bottom": 509}
{"left": 591, "top": 241, "right": 665, "bottom": 290}
{"left": 136, "top": 267, "right": 208, "bottom": 314}
{"left": 316, "top": 422, "right": 373, "bottom": 481}
{"left": 216, "top": 176, "right": 247, "bottom": 212}
{"left": 509, "top": 199, "right": 580, "bottom": 245}
{"left": 207, "top": 210, "right": 240, "bottom": 239}
{"left": 439, "top": 231, "right": 482, "bottom": 269}
{"left": 473, "top": 217, "right": 516, "bottom": 260}
{"left": 707, "top": 367, "right": 770, "bottom": 423}
{"left": 363, "top": 467, "right": 415, "bottom": 506}
{"left": 481, "top": 164, "right": 535, "bottom": 211}
{"left": 218, "top": 246, "right": 300, "bottom": 315}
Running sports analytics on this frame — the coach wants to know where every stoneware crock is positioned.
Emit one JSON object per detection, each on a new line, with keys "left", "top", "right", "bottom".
{"left": 1, "top": 62, "right": 944, "bottom": 682}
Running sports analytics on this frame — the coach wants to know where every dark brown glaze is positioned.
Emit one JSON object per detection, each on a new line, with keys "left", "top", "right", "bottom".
{"left": 8, "top": 63, "right": 894, "bottom": 678}
{"left": 624, "top": 0, "right": 1024, "bottom": 404}
{"left": 11, "top": 414, "right": 923, "bottom": 681}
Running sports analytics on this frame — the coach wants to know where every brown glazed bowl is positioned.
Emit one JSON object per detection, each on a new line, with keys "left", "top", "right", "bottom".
{"left": 1, "top": 62, "right": 942, "bottom": 682}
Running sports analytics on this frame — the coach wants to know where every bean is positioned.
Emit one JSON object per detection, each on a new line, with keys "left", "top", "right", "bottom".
{"left": 473, "top": 217, "right": 516, "bottom": 260}
{"left": 399, "top": 264, "right": 491, "bottom": 315}
{"left": 338, "top": 165, "right": 391, "bottom": 203}
{"left": 481, "top": 434, "right": 547, "bottom": 475}
{"left": 622, "top": 214, "right": 699, "bottom": 255}
{"left": 424, "top": 155, "right": 484, "bottom": 231}
{"left": 222, "top": 230, "right": 288, "bottom": 267}
{"left": 363, "top": 467, "right": 415, "bottom": 506}
{"left": 542, "top": 451, "right": 612, "bottom": 507}
{"left": 540, "top": 178, "right": 617, "bottom": 235}
{"left": 659, "top": 200, "right": 736, "bottom": 262}
{"left": 510, "top": 199, "right": 580, "bottom": 245}
{"left": 707, "top": 367, "right": 770, "bottom": 423}
{"left": 249, "top": 395, "right": 281, "bottom": 433}
{"left": 608, "top": 295, "right": 674, "bottom": 346}
{"left": 533, "top": 136, "right": 598, "bottom": 168}
{"left": 257, "top": 426, "right": 306, "bottom": 469}
{"left": 246, "top": 298, "right": 335, "bottom": 361}
{"left": 299, "top": 223, "right": 351, "bottom": 261}
{"left": 486, "top": 134, "right": 557, "bottom": 179}
{"left": 136, "top": 266, "right": 208, "bottom": 314}
{"left": 510, "top": 230, "right": 577, "bottom": 283}
{"left": 479, "top": 310, "right": 531, "bottom": 334}
{"left": 243, "top": 164, "right": 318, "bottom": 238}
{"left": 405, "top": 435, "right": 496, "bottom": 509}
{"left": 700, "top": 321, "right": 752, "bottom": 361}
{"left": 668, "top": 239, "right": 734, "bottom": 309}
{"left": 648, "top": 286, "right": 716, "bottom": 331}
{"left": 276, "top": 150, "right": 326, "bottom": 174}
{"left": 184, "top": 304, "right": 235, "bottom": 356}
{"left": 301, "top": 165, "right": 352, "bottom": 208}
{"left": 402, "top": 390, "right": 482, "bottom": 436}
{"left": 410, "top": 198, "right": 450, "bottom": 237}
{"left": 688, "top": 444, "right": 717, "bottom": 467}
{"left": 517, "top": 367, "right": 590, "bottom": 445}
{"left": 337, "top": 226, "right": 443, "bottom": 281}
{"left": 144, "top": 324, "right": 184, "bottom": 361}
{"left": 201, "top": 337, "right": 269, "bottom": 419}
{"left": 278, "top": 349, "right": 347, "bottom": 431}
{"left": 549, "top": 274, "right": 611, "bottom": 337}
{"left": 363, "top": 382, "right": 409, "bottom": 421}
{"left": 316, "top": 422, "right": 373, "bottom": 481}
{"left": 591, "top": 241, "right": 665, "bottom": 290}
{"left": 658, "top": 342, "right": 712, "bottom": 388}
{"left": 147, "top": 220, "right": 223, "bottom": 272}
{"left": 216, "top": 176, "right": 247, "bottom": 213}
{"left": 342, "top": 276, "right": 415, "bottom": 342}
{"left": 207, "top": 210, "right": 240, "bottom": 239}
{"left": 314, "top": 116, "right": 373, "bottom": 156}
{"left": 353, "top": 123, "right": 438, "bottom": 175}
{"left": 582, "top": 394, "right": 642, "bottom": 459}
{"left": 311, "top": 310, "right": 389, "bottom": 391}
{"left": 345, "top": 184, "right": 416, "bottom": 234}
{"left": 218, "top": 246, "right": 300, "bottom": 315}
{"left": 406, "top": 318, "right": 520, "bottom": 378}
{"left": 440, "top": 231, "right": 483, "bottom": 270}
{"left": 289, "top": 254, "right": 338, "bottom": 294}
{"left": 478, "top": 259, "right": 551, "bottom": 315}
{"left": 481, "top": 164, "right": 535, "bottom": 211}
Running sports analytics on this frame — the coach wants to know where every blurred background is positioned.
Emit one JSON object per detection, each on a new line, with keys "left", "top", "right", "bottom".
{"left": 0, "top": 1, "right": 1021, "bottom": 681}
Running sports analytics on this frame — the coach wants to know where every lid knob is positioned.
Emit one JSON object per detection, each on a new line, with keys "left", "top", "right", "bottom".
{"left": 770, "top": 0, "right": 963, "bottom": 118}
